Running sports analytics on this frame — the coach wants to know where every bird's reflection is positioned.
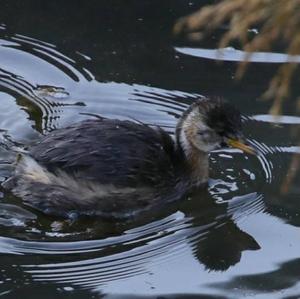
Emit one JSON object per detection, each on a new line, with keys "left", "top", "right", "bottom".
{"left": 179, "top": 189, "right": 261, "bottom": 271}
{"left": 195, "top": 220, "right": 260, "bottom": 271}
{"left": 77, "top": 188, "right": 261, "bottom": 272}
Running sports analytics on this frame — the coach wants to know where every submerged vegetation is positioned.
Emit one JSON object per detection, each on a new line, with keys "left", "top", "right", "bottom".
{"left": 174, "top": 0, "right": 300, "bottom": 115}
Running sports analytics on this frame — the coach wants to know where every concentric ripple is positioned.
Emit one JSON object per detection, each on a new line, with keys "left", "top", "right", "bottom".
{"left": 0, "top": 212, "right": 203, "bottom": 288}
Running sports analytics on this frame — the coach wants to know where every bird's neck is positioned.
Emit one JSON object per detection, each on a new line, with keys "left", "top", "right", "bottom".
{"left": 185, "top": 146, "right": 209, "bottom": 186}
{"left": 175, "top": 128, "right": 209, "bottom": 186}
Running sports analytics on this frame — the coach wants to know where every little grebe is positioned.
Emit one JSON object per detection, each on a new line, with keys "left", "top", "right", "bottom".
{"left": 4, "top": 97, "right": 254, "bottom": 218}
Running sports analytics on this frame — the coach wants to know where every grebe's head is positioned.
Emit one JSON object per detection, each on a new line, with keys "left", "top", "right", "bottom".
{"left": 176, "top": 97, "right": 254, "bottom": 156}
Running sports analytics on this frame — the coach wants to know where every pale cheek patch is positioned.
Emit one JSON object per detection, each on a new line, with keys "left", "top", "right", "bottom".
{"left": 180, "top": 113, "right": 220, "bottom": 153}
{"left": 179, "top": 111, "right": 204, "bottom": 155}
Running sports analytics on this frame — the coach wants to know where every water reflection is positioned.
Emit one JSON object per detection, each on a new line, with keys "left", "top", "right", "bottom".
{"left": 195, "top": 220, "right": 260, "bottom": 271}
{"left": 0, "top": 191, "right": 261, "bottom": 291}
{"left": 175, "top": 47, "right": 300, "bottom": 63}
{"left": 209, "top": 258, "right": 300, "bottom": 296}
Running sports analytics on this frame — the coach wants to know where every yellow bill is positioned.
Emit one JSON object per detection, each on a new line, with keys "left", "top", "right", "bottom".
{"left": 227, "top": 139, "right": 256, "bottom": 155}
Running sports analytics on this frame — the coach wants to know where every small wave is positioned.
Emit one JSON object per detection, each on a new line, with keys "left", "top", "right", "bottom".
{"left": 13, "top": 213, "right": 203, "bottom": 288}
{"left": 227, "top": 193, "right": 265, "bottom": 221}
{"left": 246, "top": 139, "right": 274, "bottom": 183}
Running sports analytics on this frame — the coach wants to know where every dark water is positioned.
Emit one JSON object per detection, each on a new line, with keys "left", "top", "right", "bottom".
{"left": 0, "top": 1, "right": 300, "bottom": 298}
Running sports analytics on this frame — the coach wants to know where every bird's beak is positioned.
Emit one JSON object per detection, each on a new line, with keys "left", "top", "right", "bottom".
{"left": 227, "top": 138, "right": 256, "bottom": 155}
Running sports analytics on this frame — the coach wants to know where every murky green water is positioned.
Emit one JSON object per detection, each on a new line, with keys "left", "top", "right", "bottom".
{"left": 0, "top": 1, "right": 299, "bottom": 298}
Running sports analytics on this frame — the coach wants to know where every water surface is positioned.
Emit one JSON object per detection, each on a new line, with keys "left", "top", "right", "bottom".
{"left": 0, "top": 1, "right": 299, "bottom": 298}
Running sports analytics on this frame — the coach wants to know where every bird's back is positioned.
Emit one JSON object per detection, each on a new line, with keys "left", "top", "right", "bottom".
{"left": 4, "top": 97, "right": 249, "bottom": 219}
{"left": 4, "top": 118, "right": 189, "bottom": 218}
{"left": 30, "top": 119, "right": 180, "bottom": 188}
